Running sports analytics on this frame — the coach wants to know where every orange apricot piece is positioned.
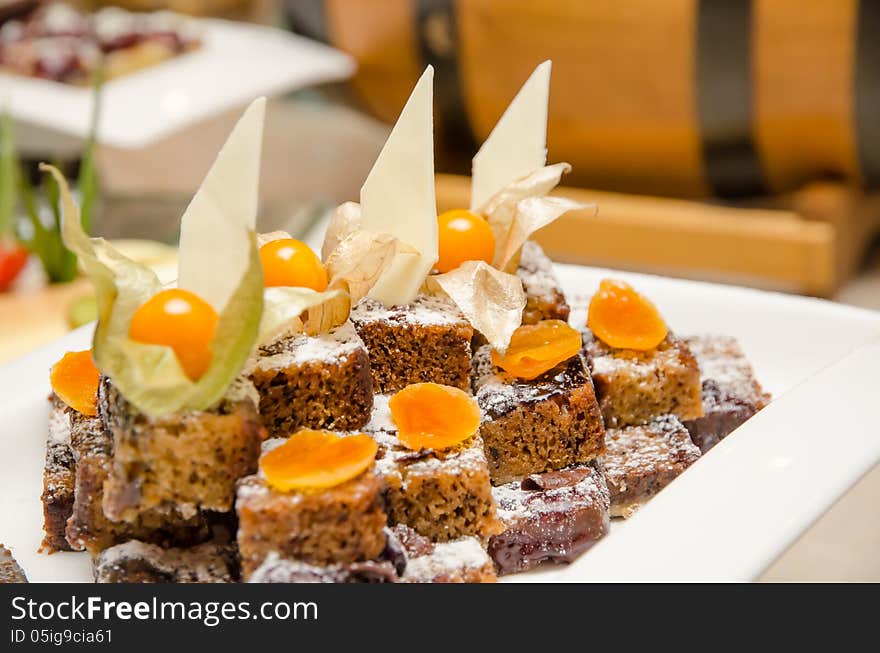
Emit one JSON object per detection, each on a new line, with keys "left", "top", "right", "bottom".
{"left": 389, "top": 383, "right": 481, "bottom": 451}
{"left": 50, "top": 350, "right": 100, "bottom": 416}
{"left": 260, "top": 430, "right": 378, "bottom": 492}
{"left": 259, "top": 238, "right": 328, "bottom": 291}
{"left": 491, "top": 319, "right": 582, "bottom": 380}
{"left": 587, "top": 278, "right": 668, "bottom": 351}
{"left": 128, "top": 288, "right": 219, "bottom": 381}
{"left": 436, "top": 209, "right": 495, "bottom": 273}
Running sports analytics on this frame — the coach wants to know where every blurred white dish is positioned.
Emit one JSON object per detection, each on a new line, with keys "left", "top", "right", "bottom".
{"left": 1, "top": 265, "right": 878, "bottom": 582}
{"left": 1, "top": 18, "right": 355, "bottom": 150}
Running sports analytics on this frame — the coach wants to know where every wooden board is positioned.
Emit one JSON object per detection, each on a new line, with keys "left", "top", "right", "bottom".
{"left": 437, "top": 173, "right": 879, "bottom": 296}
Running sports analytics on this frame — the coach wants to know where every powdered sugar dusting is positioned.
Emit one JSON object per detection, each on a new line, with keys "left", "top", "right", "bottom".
{"left": 517, "top": 241, "right": 565, "bottom": 303}
{"left": 492, "top": 465, "right": 610, "bottom": 524}
{"left": 402, "top": 537, "right": 490, "bottom": 582}
{"left": 350, "top": 294, "right": 466, "bottom": 328}
{"left": 47, "top": 401, "right": 70, "bottom": 446}
{"left": 253, "top": 321, "right": 364, "bottom": 372}
{"left": 683, "top": 334, "right": 770, "bottom": 409}
{"left": 94, "top": 541, "right": 234, "bottom": 583}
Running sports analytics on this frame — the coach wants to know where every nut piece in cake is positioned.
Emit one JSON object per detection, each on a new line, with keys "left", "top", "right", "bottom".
{"left": 236, "top": 435, "right": 387, "bottom": 579}
{"left": 250, "top": 321, "right": 373, "bottom": 437}
{"left": 602, "top": 415, "right": 701, "bottom": 518}
{"left": 350, "top": 294, "right": 474, "bottom": 393}
{"left": 100, "top": 377, "right": 265, "bottom": 522}
{"left": 65, "top": 406, "right": 215, "bottom": 555}
{"left": 364, "top": 393, "right": 502, "bottom": 542}
{"left": 93, "top": 541, "right": 238, "bottom": 584}
{"left": 584, "top": 332, "right": 703, "bottom": 428}
{"left": 488, "top": 463, "right": 610, "bottom": 574}
{"left": 472, "top": 345, "right": 606, "bottom": 484}
{"left": 682, "top": 335, "right": 771, "bottom": 453}
{"left": 41, "top": 397, "right": 76, "bottom": 552}
{"left": 517, "top": 241, "right": 570, "bottom": 325}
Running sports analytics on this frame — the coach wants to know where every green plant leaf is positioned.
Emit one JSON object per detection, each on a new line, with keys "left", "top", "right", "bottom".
{"left": 0, "top": 112, "right": 16, "bottom": 237}
{"left": 44, "top": 164, "right": 264, "bottom": 418}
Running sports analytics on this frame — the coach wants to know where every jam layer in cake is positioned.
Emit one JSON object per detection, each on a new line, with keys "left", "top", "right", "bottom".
{"left": 472, "top": 345, "right": 606, "bottom": 484}
{"left": 236, "top": 439, "right": 387, "bottom": 579}
{"left": 682, "top": 335, "right": 771, "bottom": 453}
{"left": 364, "top": 395, "right": 502, "bottom": 542}
{"left": 351, "top": 294, "right": 474, "bottom": 393}
{"left": 93, "top": 541, "right": 238, "bottom": 584}
{"left": 584, "top": 332, "right": 703, "bottom": 428}
{"left": 517, "top": 241, "right": 571, "bottom": 325}
{"left": 250, "top": 321, "right": 373, "bottom": 438}
{"left": 602, "top": 415, "right": 700, "bottom": 518}
{"left": 100, "top": 377, "right": 264, "bottom": 522}
{"left": 489, "top": 462, "right": 610, "bottom": 574}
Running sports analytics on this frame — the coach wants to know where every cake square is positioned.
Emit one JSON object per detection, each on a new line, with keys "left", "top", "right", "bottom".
{"left": 364, "top": 394, "right": 502, "bottom": 542}
{"left": 602, "top": 415, "right": 701, "bottom": 518}
{"left": 249, "top": 321, "right": 373, "bottom": 438}
{"left": 516, "top": 240, "right": 571, "bottom": 324}
{"left": 488, "top": 462, "right": 610, "bottom": 574}
{"left": 682, "top": 335, "right": 771, "bottom": 453}
{"left": 584, "top": 331, "right": 703, "bottom": 428}
{"left": 236, "top": 439, "right": 388, "bottom": 579}
{"left": 390, "top": 525, "right": 497, "bottom": 583}
{"left": 100, "top": 377, "right": 265, "bottom": 522}
{"left": 93, "top": 541, "right": 239, "bottom": 584}
{"left": 0, "top": 546, "right": 27, "bottom": 584}
{"left": 41, "top": 397, "right": 76, "bottom": 552}
{"left": 65, "top": 406, "right": 215, "bottom": 554}
{"left": 350, "top": 294, "right": 474, "bottom": 393}
{"left": 248, "top": 553, "right": 398, "bottom": 583}
{"left": 471, "top": 345, "right": 606, "bottom": 485}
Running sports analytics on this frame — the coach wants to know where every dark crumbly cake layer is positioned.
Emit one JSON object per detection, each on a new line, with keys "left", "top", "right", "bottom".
{"left": 489, "top": 463, "right": 610, "bottom": 574}
{"left": 472, "top": 346, "right": 606, "bottom": 484}
{"left": 66, "top": 408, "right": 215, "bottom": 554}
{"left": 364, "top": 396, "right": 502, "bottom": 542}
{"left": 584, "top": 332, "right": 703, "bottom": 428}
{"left": 351, "top": 295, "right": 474, "bottom": 393}
{"left": 236, "top": 458, "right": 387, "bottom": 579}
{"left": 517, "top": 241, "right": 571, "bottom": 324}
{"left": 93, "top": 541, "right": 239, "bottom": 583}
{"left": 41, "top": 397, "right": 75, "bottom": 552}
{"left": 99, "top": 376, "right": 264, "bottom": 522}
{"left": 682, "top": 335, "right": 771, "bottom": 452}
{"left": 602, "top": 415, "right": 700, "bottom": 518}
{"left": 250, "top": 321, "right": 373, "bottom": 438}
{"left": 1, "top": 545, "right": 27, "bottom": 583}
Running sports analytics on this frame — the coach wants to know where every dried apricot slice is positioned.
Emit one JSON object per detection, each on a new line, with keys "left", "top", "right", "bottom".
{"left": 50, "top": 350, "right": 100, "bottom": 416}
{"left": 389, "top": 383, "right": 481, "bottom": 451}
{"left": 260, "top": 430, "right": 378, "bottom": 492}
{"left": 436, "top": 209, "right": 495, "bottom": 273}
{"left": 128, "top": 288, "right": 219, "bottom": 381}
{"left": 491, "top": 319, "right": 581, "bottom": 380}
{"left": 587, "top": 278, "right": 667, "bottom": 350}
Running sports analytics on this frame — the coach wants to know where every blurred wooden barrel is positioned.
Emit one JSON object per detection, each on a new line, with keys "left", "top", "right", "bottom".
{"left": 287, "top": 0, "right": 880, "bottom": 198}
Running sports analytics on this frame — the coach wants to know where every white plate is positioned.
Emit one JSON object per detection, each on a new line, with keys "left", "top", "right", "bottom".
{"left": 1, "top": 18, "right": 355, "bottom": 150}
{"left": 1, "top": 265, "right": 878, "bottom": 582}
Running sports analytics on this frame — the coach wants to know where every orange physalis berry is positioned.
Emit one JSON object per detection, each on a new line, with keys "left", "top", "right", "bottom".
{"left": 260, "top": 430, "right": 378, "bottom": 491}
{"left": 50, "top": 350, "right": 100, "bottom": 416}
{"left": 436, "top": 209, "right": 495, "bottom": 273}
{"left": 259, "top": 238, "right": 328, "bottom": 291}
{"left": 389, "top": 383, "right": 481, "bottom": 451}
{"left": 491, "top": 319, "right": 582, "bottom": 380}
{"left": 128, "top": 288, "right": 219, "bottom": 381}
{"left": 587, "top": 278, "right": 668, "bottom": 351}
